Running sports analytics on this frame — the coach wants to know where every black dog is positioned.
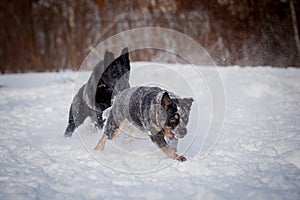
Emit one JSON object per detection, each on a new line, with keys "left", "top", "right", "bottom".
{"left": 64, "top": 48, "right": 130, "bottom": 137}
{"left": 94, "top": 86, "right": 193, "bottom": 162}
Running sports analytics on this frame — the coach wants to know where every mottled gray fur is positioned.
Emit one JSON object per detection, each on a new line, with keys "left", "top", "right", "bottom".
{"left": 95, "top": 86, "right": 193, "bottom": 161}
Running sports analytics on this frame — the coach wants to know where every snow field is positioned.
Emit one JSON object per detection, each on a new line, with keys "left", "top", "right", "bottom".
{"left": 0, "top": 63, "right": 299, "bottom": 199}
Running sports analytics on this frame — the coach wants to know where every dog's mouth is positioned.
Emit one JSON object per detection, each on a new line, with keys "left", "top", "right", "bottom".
{"left": 163, "top": 113, "right": 180, "bottom": 138}
{"left": 163, "top": 126, "right": 175, "bottom": 138}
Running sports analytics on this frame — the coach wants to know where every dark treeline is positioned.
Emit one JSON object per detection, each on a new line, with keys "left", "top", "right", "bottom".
{"left": 0, "top": 0, "right": 299, "bottom": 73}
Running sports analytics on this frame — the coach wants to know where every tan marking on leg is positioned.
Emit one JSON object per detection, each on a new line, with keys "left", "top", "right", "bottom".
{"left": 111, "top": 121, "right": 125, "bottom": 140}
{"left": 94, "top": 121, "right": 125, "bottom": 150}
{"left": 94, "top": 134, "right": 108, "bottom": 150}
{"left": 160, "top": 146, "right": 186, "bottom": 162}
{"left": 160, "top": 146, "right": 178, "bottom": 159}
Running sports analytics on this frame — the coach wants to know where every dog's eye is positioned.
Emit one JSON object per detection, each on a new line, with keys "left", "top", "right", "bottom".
{"left": 170, "top": 115, "right": 179, "bottom": 124}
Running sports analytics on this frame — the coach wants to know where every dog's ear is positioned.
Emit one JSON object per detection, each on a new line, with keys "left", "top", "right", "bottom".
{"left": 161, "top": 92, "right": 171, "bottom": 109}
{"left": 120, "top": 47, "right": 130, "bottom": 65}
{"left": 121, "top": 47, "right": 128, "bottom": 55}
{"left": 181, "top": 98, "right": 194, "bottom": 110}
{"left": 104, "top": 51, "right": 115, "bottom": 67}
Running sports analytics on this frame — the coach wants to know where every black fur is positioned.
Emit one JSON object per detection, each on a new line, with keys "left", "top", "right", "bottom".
{"left": 64, "top": 48, "right": 130, "bottom": 137}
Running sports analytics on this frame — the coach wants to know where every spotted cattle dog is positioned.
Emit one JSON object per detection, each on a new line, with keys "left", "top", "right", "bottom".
{"left": 94, "top": 86, "right": 194, "bottom": 162}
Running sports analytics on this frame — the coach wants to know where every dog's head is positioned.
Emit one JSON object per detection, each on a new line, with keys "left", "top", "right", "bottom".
{"left": 159, "top": 92, "right": 194, "bottom": 139}
{"left": 96, "top": 47, "right": 131, "bottom": 100}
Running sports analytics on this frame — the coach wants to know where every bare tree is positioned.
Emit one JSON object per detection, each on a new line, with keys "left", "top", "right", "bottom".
{"left": 289, "top": 0, "right": 300, "bottom": 57}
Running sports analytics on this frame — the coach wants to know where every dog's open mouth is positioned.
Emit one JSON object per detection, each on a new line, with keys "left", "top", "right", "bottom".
{"left": 163, "top": 126, "right": 175, "bottom": 138}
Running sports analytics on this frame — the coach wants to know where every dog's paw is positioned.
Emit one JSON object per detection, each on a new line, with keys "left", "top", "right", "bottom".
{"left": 176, "top": 155, "right": 187, "bottom": 162}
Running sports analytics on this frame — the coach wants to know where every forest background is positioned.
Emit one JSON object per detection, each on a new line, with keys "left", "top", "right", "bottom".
{"left": 0, "top": 0, "right": 299, "bottom": 73}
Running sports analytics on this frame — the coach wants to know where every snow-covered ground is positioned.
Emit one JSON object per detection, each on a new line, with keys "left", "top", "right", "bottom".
{"left": 0, "top": 63, "right": 299, "bottom": 199}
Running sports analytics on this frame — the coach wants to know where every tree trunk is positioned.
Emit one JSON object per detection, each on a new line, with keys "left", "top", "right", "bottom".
{"left": 290, "top": 0, "right": 300, "bottom": 57}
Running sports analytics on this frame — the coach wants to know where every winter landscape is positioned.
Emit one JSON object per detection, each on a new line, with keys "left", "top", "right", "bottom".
{"left": 1, "top": 0, "right": 300, "bottom": 199}
{"left": 0, "top": 62, "right": 299, "bottom": 199}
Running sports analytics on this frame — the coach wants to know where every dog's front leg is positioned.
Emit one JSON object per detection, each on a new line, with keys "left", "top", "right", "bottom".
{"left": 150, "top": 132, "right": 186, "bottom": 162}
{"left": 160, "top": 147, "right": 186, "bottom": 162}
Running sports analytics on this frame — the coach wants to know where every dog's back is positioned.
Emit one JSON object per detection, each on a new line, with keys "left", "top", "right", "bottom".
{"left": 110, "top": 86, "right": 163, "bottom": 130}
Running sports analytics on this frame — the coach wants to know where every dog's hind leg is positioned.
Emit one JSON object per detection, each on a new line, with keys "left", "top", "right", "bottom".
{"left": 64, "top": 103, "right": 88, "bottom": 137}
{"left": 96, "top": 111, "right": 106, "bottom": 129}
{"left": 64, "top": 106, "right": 76, "bottom": 137}
{"left": 94, "top": 121, "right": 125, "bottom": 150}
{"left": 94, "top": 112, "right": 124, "bottom": 150}
{"left": 110, "top": 121, "right": 125, "bottom": 140}
{"left": 90, "top": 110, "right": 105, "bottom": 130}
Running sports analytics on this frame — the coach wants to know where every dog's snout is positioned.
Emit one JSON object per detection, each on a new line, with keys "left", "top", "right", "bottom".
{"left": 177, "top": 127, "right": 187, "bottom": 138}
